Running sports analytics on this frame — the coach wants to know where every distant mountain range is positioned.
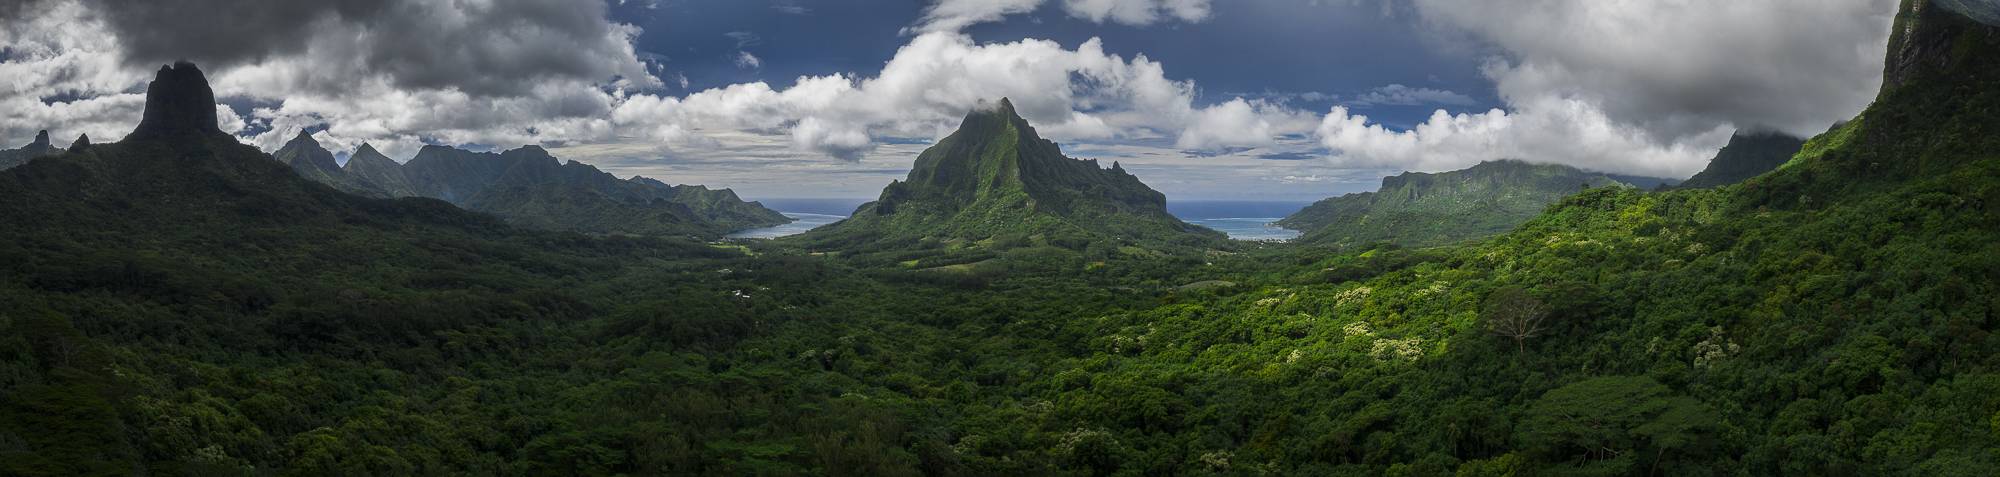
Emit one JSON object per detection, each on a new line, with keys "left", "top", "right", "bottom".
{"left": 0, "top": 62, "right": 514, "bottom": 240}
{"left": 1276, "top": 128, "right": 1804, "bottom": 248}
{"left": 268, "top": 127, "right": 788, "bottom": 238}
{"left": 2, "top": 62, "right": 785, "bottom": 240}
{"left": 804, "top": 98, "right": 1222, "bottom": 251}
{"left": 1677, "top": 131, "right": 1806, "bottom": 189}
{"left": 1277, "top": 160, "right": 1634, "bottom": 248}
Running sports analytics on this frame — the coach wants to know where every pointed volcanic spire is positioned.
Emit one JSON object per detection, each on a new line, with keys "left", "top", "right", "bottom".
{"left": 129, "top": 61, "right": 222, "bottom": 140}
{"left": 69, "top": 133, "right": 90, "bottom": 152}
{"left": 275, "top": 128, "right": 343, "bottom": 176}
{"left": 18, "top": 129, "right": 56, "bottom": 156}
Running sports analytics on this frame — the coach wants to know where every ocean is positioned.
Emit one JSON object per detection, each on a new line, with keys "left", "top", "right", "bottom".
{"left": 725, "top": 198, "right": 869, "bottom": 239}
{"left": 727, "top": 198, "right": 1312, "bottom": 241}
{"left": 1168, "top": 201, "right": 1311, "bottom": 242}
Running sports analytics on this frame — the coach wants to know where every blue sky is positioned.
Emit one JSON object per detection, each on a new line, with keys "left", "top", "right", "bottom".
{"left": 1, "top": 0, "right": 1899, "bottom": 201}
{"left": 578, "top": 0, "right": 1508, "bottom": 200}
{"left": 617, "top": 0, "right": 1495, "bottom": 129}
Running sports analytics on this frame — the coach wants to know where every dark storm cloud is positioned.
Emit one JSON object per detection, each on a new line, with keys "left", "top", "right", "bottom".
{"left": 1411, "top": 0, "right": 1898, "bottom": 140}
{"left": 86, "top": 0, "right": 392, "bottom": 66}
{"left": 74, "top": 0, "right": 653, "bottom": 96}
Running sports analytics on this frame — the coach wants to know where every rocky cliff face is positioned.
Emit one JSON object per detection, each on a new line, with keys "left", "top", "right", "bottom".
{"left": 1735, "top": 0, "right": 2000, "bottom": 207}
{"left": 128, "top": 61, "right": 223, "bottom": 140}
{"left": 1883, "top": 0, "right": 2000, "bottom": 93}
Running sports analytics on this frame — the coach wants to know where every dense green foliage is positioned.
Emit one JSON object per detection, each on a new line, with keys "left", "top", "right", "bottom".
{"left": 1277, "top": 160, "right": 1629, "bottom": 249}
{"left": 4, "top": 2, "right": 2000, "bottom": 475}
{"left": 1675, "top": 131, "right": 1806, "bottom": 189}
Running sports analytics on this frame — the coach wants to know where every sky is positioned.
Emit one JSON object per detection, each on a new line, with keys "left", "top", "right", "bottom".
{"left": 0, "top": 0, "right": 1898, "bottom": 201}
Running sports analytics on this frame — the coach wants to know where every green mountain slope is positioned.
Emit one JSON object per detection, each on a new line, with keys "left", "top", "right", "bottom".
{"left": 1676, "top": 131, "right": 1806, "bottom": 189}
{"left": 1277, "top": 159, "right": 1629, "bottom": 248}
{"left": 805, "top": 98, "right": 1221, "bottom": 251}
{"left": 340, "top": 143, "right": 421, "bottom": 197}
{"left": 0, "top": 130, "right": 64, "bottom": 171}
{"left": 446, "top": 146, "right": 791, "bottom": 237}
{"left": 1738, "top": 0, "right": 2000, "bottom": 207}
{"left": 272, "top": 131, "right": 386, "bottom": 197}
{"left": 1047, "top": 2, "right": 2000, "bottom": 473}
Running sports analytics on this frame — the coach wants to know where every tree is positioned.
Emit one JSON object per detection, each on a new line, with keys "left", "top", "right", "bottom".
{"left": 1483, "top": 286, "right": 1549, "bottom": 354}
{"left": 1520, "top": 376, "right": 1719, "bottom": 475}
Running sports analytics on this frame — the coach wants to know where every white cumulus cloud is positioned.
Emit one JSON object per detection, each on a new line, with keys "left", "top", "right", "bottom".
{"left": 609, "top": 32, "right": 1305, "bottom": 160}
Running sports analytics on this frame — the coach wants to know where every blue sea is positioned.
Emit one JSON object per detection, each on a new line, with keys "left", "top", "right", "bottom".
{"left": 1169, "top": 201, "right": 1310, "bottom": 242}
{"left": 726, "top": 198, "right": 869, "bottom": 239}
{"left": 727, "top": 198, "right": 1310, "bottom": 242}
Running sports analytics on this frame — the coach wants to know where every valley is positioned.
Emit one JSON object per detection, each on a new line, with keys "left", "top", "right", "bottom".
{"left": 2, "top": 0, "right": 1997, "bottom": 475}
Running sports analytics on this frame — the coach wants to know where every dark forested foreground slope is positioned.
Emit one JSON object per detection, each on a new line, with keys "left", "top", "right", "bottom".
{"left": 4, "top": 1, "right": 2000, "bottom": 476}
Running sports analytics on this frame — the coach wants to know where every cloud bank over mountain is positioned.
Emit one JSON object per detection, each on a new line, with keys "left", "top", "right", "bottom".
{"left": 1320, "top": 0, "right": 1897, "bottom": 176}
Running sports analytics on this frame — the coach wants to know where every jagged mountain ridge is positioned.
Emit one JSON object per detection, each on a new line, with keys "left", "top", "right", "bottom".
{"left": 0, "top": 62, "right": 509, "bottom": 239}
{"left": 807, "top": 98, "right": 1221, "bottom": 250}
{"left": 273, "top": 131, "right": 382, "bottom": 196}
{"left": 445, "top": 146, "right": 788, "bottom": 237}
{"left": 1278, "top": 159, "right": 1631, "bottom": 248}
{"left": 264, "top": 133, "right": 790, "bottom": 237}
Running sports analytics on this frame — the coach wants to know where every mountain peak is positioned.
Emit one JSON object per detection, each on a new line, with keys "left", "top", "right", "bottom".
{"left": 69, "top": 134, "right": 90, "bottom": 151}
{"left": 807, "top": 97, "right": 1217, "bottom": 249}
{"left": 956, "top": 97, "right": 1034, "bottom": 136}
{"left": 1678, "top": 130, "right": 1804, "bottom": 189}
{"left": 130, "top": 61, "right": 222, "bottom": 140}
{"left": 285, "top": 130, "right": 321, "bottom": 149}
{"left": 274, "top": 126, "right": 350, "bottom": 188}
{"left": 1882, "top": 0, "right": 2000, "bottom": 94}
{"left": 19, "top": 129, "right": 56, "bottom": 156}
